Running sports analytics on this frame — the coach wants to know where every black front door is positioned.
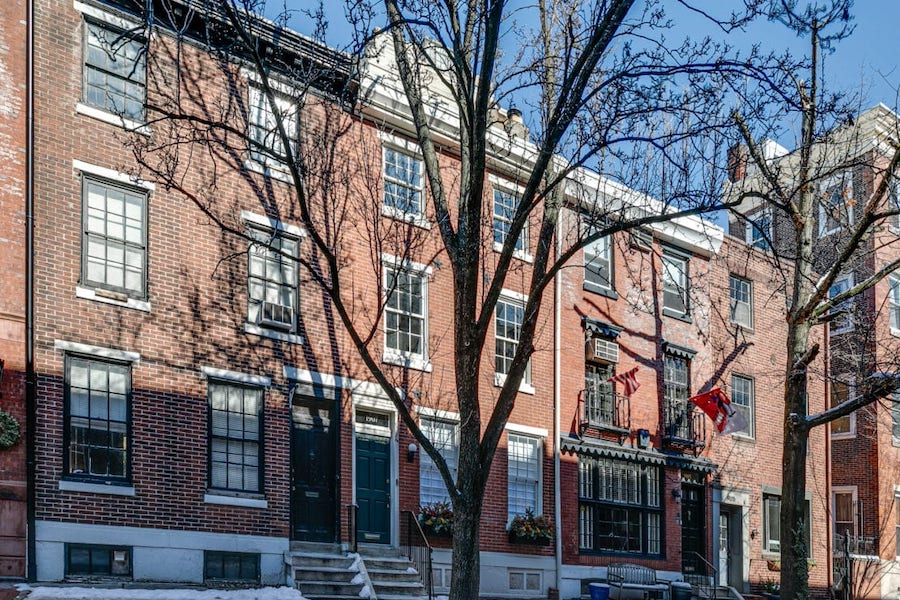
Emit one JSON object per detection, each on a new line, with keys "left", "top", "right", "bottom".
{"left": 292, "top": 397, "right": 336, "bottom": 542}
{"left": 681, "top": 482, "right": 706, "bottom": 576}
{"left": 356, "top": 433, "right": 391, "bottom": 543}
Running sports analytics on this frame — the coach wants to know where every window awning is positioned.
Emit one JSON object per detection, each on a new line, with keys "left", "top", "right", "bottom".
{"left": 583, "top": 317, "right": 623, "bottom": 339}
{"left": 560, "top": 436, "right": 666, "bottom": 466}
{"left": 662, "top": 340, "right": 697, "bottom": 359}
{"left": 664, "top": 453, "right": 718, "bottom": 474}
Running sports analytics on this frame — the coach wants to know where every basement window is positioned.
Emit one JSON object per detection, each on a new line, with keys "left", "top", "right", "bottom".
{"left": 204, "top": 551, "right": 260, "bottom": 583}
{"left": 66, "top": 544, "right": 131, "bottom": 577}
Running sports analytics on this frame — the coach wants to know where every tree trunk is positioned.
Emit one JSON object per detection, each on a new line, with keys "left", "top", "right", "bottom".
{"left": 448, "top": 490, "right": 485, "bottom": 600}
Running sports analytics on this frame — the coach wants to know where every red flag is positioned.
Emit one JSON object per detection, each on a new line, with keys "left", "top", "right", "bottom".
{"left": 689, "top": 388, "right": 748, "bottom": 435}
{"left": 608, "top": 366, "right": 641, "bottom": 396}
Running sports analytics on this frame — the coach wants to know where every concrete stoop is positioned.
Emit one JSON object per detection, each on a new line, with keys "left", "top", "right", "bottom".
{"left": 285, "top": 543, "right": 429, "bottom": 600}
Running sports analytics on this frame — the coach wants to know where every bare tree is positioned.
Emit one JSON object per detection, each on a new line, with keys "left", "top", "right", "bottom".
{"left": 728, "top": 3, "right": 900, "bottom": 599}
{"left": 113, "top": 0, "right": 787, "bottom": 596}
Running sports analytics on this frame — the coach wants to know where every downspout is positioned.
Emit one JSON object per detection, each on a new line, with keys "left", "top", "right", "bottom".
{"left": 553, "top": 211, "right": 563, "bottom": 595}
{"left": 25, "top": 0, "right": 37, "bottom": 581}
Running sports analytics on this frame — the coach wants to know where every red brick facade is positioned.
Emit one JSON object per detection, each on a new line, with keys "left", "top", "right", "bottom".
{"left": 1, "top": 0, "right": 863, "bottom": 595}
{"left": 0, "top": 0, "right": 28, "bottom": 580}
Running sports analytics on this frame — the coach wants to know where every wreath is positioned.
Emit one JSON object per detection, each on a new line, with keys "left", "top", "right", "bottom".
{"left": 0, "top": 409, "right": 20, "bottom": 449}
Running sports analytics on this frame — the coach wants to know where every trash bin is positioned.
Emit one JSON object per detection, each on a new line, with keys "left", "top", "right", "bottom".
{"left": 671, "top": 581, "right": 692, "bottom": 600}
{"left": 589, "top": 583, "right": 611, "bottom": 600}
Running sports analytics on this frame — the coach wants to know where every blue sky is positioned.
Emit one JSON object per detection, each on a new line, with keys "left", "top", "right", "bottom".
{"left": 276, "top": 1, "right": 898, "bottom": 110}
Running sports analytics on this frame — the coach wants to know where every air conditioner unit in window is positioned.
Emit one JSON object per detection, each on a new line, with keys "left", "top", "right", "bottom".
{"left": 258, "top": 301, "right": 293, "bottom": 330}
{"left": 593, "top": 338, "right": 619, "bottom": 363}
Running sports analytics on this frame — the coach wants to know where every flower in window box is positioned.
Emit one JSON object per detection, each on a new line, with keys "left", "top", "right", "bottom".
{"left": 418, "top": 502, "right": 454, "bottom": 535}
{"left": 508, "top": 508, "right": 553, "bottom": 545}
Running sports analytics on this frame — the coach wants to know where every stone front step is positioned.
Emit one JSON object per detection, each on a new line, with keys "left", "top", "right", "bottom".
{"left": 285, "top": 549, "right": 364, "bottom": 600}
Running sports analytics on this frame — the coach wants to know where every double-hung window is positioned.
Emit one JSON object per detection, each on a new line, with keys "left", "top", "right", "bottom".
{"left": 833, "top": 488, "right": 857, "bottom": 542}
{"left": 65, "top": 356, "right": 131, "bottom": 481}
{"left": 384, "top": 267, "right": 427, "bottom": 368}
{"left": 507, "top": 433, "right": 541, "bottom": 521}
{"left": 82, "top": 177, "right": 148, "bottom": 299}
{"left": 763, "top": 492, "right": 811, "bottom": 554}
{"left": 830, "top": 379, "right": 855, "bottom": 438}
{"left": 662, "top": 249, "right": 689, "bottom": 318}
{"left": 83, "top": 21, "right": 146, "bottom": 121}
{"left": 746, "top": 210, "right": 772, "bottom": 251}
{"left": 248, "top": 86, "right": 297, "bottom": 168}
{"left": 664, "top": 352, "right": 691, "bottom": 439}
{"left": 578, "top": 456, "right": 661, "bottom": 555}
{"left": 730, "top": 374, "right": 755, "bottom": 438}
{"left": 493, "top": 188, "right": 527, "bottom": 256}
{"left": 829, "top": 275, "right": 854, "bottom": 334}
{"left": 208, "top": 382, "right": 263, "bottom": 494}
{"left": 383, "top": 147, "right": 423, "bottom": 217}
{"left": 419, "top": 418, "right": 458, "bottom": 504}
{"left": 819, "top": 175, "right": 853, "bottom": 237}
{"left": 890, "top": 275, "right": 900, "bottom": 331}
{"left": 729, "top": 275, "right": 753, "bottom": 328}
{"left": 584, "top": 226, "right": 613, "bottom": 293}
{"left": 495, "top": 294, "right": 531, "bottom": 386}
{"left": 247, "top": 227, "right": 298, "bottom": 333}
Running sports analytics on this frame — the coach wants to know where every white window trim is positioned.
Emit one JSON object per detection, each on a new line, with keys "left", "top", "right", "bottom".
{"left": 831, "top": 378, "right": 857, "bottom": 439}
{"left": 75, "top": 102, "right": 151, "bottom": 136}
{"left": 74, "top": 0, "right": 141, "bottom": 30}
{"left": 729, "top": 373, "right": 755, "bottom": 439}
{"left": 507, "top": 432, "right": 543, "bottom": 520}
{"left": 584, "top": 232, "right": 613, "bottom": 292}
{"left": 54, "top": 340, "right": 140, "bottom": 363}
{"left": 73, "top": 160, "right": 155, "bottom": 191}
{"left": 729, "top": 276, "right": 754, "bottom": 329}
{"left": 661, "top": 249, "right": 690, "bottom": 317}
{"left": 204, "top": 493, "right": 268, "bottom": 509}
{"left": 818, "top": 174, "right": 853, "bottom": 237}
{"left": 745, "top": 209, "right": 771, "bottom": 248}
{"left": 244, "top": 159, "right": 293, "bottom": 183}
{"left": 200, "top": 366, "right": 271, "bottom": 388}
{"left": 382, "top": 256, "right": 431, "bottom": 372}
{"left": 508, "top": 569, "right": 543, "bottom": 594}
{"left": 491, "top": 177, "right": 533, "bottom": 263}
{"left": 504, "top": 422, "right": 549, "bottom": 438}
{"left": 58, "top": 479, "right": 136, "bottom": 497}
{"left": 832, "top": 486, "right": 858, "bottom": 540}
{"left": 241, "top": 210, "right": 306, "bottom": 238}
{"left": 494, "top": 290, "right": 534, "bottom": 394}
{"left": 243, "top": 216, "right": 302, "bottom": 343}
{"left": 76, "top": 285, "right": 151, "bottom": 313}
{"left": 889, "top": 274, "right": 900, "bottom": 337}
{"left": 416, "top": 406, "right": 461, "bottom": 422}
{"left": 382, "top": 144, "right": 426, "bottom": 219}
{"left": 830, "top": 274, "right": 855, "bottom": 335}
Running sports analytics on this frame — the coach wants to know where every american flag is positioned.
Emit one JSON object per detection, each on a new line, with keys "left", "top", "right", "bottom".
{"left": 608, "top": 366, "right": 641, "bottom": 396}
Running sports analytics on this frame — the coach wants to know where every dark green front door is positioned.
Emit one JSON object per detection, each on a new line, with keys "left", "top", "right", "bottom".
{"left": 681, "top": 482, "right": 706, "bottom": 575}
{"left": 356, "top": 434, "right": 391, "bottom": 543}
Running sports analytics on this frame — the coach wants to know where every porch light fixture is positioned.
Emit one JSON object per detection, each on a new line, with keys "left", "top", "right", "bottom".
{"left": 407, "top": 443, "right": 418, "bottom": 463}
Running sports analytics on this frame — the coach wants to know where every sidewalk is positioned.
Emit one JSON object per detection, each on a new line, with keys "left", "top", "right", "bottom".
{"left": 3, "top": 586, "right": 306, "bottom": 600}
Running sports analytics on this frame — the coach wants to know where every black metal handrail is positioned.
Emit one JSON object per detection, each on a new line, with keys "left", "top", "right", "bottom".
{"left": 685, "top": 551, "right": 719, "bottom": 600}
{"left": 347, "top": 504, "right": 358, "bottom": 553}
{"left": 583, "top": 389, "right": 631, "bottom": 432}
{"left": 403, "top": 510, "right": 434, "bottom": 600}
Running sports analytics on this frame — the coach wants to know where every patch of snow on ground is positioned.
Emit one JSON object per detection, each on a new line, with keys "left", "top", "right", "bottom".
{"left": 18, "top": 586, "right": 307, "bottom": 600}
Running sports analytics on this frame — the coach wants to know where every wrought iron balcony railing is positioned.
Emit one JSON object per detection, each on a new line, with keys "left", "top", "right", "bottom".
{"left": 581, "top": 389, "right": 631, "bottom": 437}
{"left": 663, "top": 401, "right": 706, "bottom": 452}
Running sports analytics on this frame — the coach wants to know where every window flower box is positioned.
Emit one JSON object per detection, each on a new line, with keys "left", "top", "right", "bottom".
{"left": 508, "top": 509, "right": 553, "bottom": 545}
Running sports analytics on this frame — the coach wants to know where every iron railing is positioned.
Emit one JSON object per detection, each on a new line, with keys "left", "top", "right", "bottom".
{"left": 583, "top": 389, "right": 631, "bottom": 432}
{"left": 403, "top": 510, "right": 434, "bottom": 600}
{"left": 663, "top": 403, "right": 706, "bottom": 450}
{"left": 834, "top": 533, "right": 879, "bottom": 556}
{"left": 346, "top": 504, "right": 358, "bottom": 553}
{"left": 684, "top": 551, "right": 719, "bottom": 600}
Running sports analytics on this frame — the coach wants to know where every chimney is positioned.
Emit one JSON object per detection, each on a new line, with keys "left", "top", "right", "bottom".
{"left": 504, "top": 107, "right": 528, "bottom": 139}
{"left": 727, "top": 144, "right": 748, "bottom": 182}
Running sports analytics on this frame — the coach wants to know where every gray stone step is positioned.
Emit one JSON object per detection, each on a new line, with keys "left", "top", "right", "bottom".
{"left": 288, "top": 553, "right": 356, "bottom": 570}
{"left": 363, "top": 556, "right": 415, "bottom": 571}
{"left": 367, "top": 567, "right": 422, "bottom": 583}
{"left": 293, "top": 566, "right": 357, "bottom": 583}
{"left": 372, "top": 580, "right": 427, "bottom": 596}
{"left": 297, "top": 582, "right": 364, "bottom": 597}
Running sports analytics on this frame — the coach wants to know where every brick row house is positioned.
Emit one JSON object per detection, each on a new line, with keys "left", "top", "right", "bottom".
{"left": 728, "top": 105, "right": 900, "bottom": 600}
{"left": 0, "top": 0, "right": 857, "bottom": 596}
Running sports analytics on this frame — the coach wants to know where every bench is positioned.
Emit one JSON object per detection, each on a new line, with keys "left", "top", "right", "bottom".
{"left": 606, "top": 563, "right": 671, "bottom": 600}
